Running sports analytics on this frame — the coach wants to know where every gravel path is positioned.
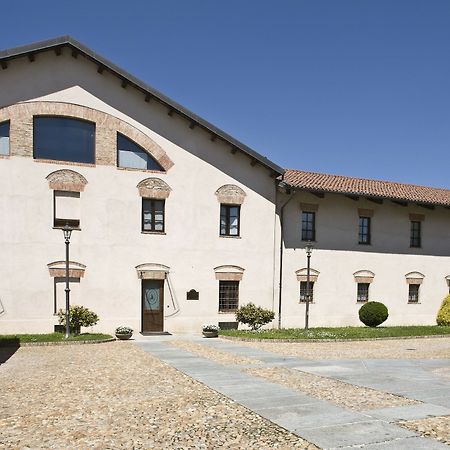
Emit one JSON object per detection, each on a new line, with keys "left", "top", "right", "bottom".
{"left": 169, "top": 339, "right": 262, "bottom": 365}
{"left": 245, "top": 367, "right": 418, "bottom": 411}
{"left": 398, "top": 416, "right": 450, "bottom": 445}
{"left": 0, "top": 342, "right": 316, "bottom": 450}
{"left": 227, "top": 336, "right": 450, "bottom": 359}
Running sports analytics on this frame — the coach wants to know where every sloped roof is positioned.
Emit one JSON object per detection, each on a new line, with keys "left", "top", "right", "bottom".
{"left": 0, "top": 36, "right": 283, "bottom": 175}
{"left": 284, "top": 170, "right": 450, "bottom": 208}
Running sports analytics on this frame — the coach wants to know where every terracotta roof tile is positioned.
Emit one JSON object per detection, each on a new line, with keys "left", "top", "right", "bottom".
{"left": 284, "top": 170, "right": 450, "bottom": 208}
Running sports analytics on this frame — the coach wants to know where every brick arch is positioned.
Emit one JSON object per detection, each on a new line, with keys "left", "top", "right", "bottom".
{"left": 215, "top": 184, "right": 246, "bottom": 204}
{"left": 0, "top": 101, "right": 173, "bottom": 171}
{"left": 137, "top": 178, "right": 171, "bottom": 199}
{"left": 46, "top": 169, "right": 88, "bottom": 192}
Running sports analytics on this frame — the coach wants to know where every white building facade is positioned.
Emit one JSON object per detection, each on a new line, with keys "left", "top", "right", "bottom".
{"left": 0, "top": 37, "right": 449, "bottom": 334}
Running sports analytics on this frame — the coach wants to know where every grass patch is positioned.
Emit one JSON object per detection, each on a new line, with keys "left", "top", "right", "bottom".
{"left": 0, "top": 333, "right": 113, "bottom": 345}
{"left": 219, "top": 326, "right": 450, "bottom": 340}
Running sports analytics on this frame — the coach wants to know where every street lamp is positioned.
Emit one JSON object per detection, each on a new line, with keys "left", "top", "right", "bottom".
{"left": 62, "top": 223, "right": 73, "bottom": 339}
{"left": 304, "top": 240, "right": 314, "bottom": 330}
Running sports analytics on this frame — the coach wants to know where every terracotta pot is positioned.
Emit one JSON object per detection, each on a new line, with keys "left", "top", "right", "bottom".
{"left": 115, "top": 333, "right": 132, "bottom": 340}
{"left": 202, "top": 331, "right": 218, "bottom": 338}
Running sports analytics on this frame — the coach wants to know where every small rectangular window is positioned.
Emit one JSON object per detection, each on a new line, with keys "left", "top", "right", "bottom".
{"left": 219, "top": 280, "right": 239, "bottom": 312}
{"left": 299, "top": 281, "right": 314, "bottom": 303}
{"left": 302, "top": 211, "right": 316, "bottom": 241}
{"left": 410, "top": 221, "right": 421, "bottom": 248}
{"left": 53, "top": 191, "right": 80, "bottom": 229}
{"left": 357, "top": 283, "right": 370, "bottom": 302}
{"left": 142, "top": 199, "right": 165, "bottom": 232}
{"left": 358, "top": 217, "right": 371, "bottom": 245}
{"left": 220, "top": 204, "right": 240, "bottom": 236}
{"left": 0, "top": 121, "right": 10, "bottom": 156}
{"left": 408, "top": 284, "right": 420, "bottom": 303}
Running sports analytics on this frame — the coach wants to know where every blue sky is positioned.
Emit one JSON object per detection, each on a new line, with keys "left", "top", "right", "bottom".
{"left": 1, "top": 1, "right": 449, "bottom": 188}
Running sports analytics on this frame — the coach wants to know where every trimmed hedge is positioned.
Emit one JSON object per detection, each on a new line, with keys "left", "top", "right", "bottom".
{"left": 359, "top": 301, "right": 389, "bottom": 327}
{"left": 436, "top": 295, "right": 450, "bottom": 326}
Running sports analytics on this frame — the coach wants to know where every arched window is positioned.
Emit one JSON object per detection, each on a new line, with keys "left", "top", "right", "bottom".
{"left": 117, "top": 133, "right": 163, "bottom": 171}
{"left": 33, "top": 117, "right": 95, "bottom": 163}
{"left": 0, "top": 121, "right": 10, "bottom": 156}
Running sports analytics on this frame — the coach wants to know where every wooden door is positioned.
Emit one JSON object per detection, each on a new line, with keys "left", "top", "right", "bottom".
{"left": 142, "top": 280, "right": 164, "bottom": 332}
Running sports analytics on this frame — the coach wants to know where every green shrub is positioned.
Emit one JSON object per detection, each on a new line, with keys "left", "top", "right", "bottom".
{"left": 436, "top": 295, "right": 450, "bottom": 326}
{"left": 58, "top": 305, "right": 99, "bottom": 334}
{"left": 235, "top": 303, "right": 275, "bottom": 330}
{"left": 358, "top": 301, "right": 388, "bottom": 327}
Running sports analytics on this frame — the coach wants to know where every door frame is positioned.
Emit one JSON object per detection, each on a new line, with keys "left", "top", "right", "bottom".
{"left": 141, "top": 279, "right": 165, "bottom": 333}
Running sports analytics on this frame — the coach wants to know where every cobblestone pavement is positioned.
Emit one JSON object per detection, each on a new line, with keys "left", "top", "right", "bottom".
{"left": 0, "top": 343, "right": 316, "bottom": 449}
{"left": 225, "top": 336, "right": 450, "bottom": 359}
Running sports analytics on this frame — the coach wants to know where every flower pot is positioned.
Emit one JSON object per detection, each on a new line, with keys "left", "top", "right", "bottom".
{"left": 115, "top": 333, "right": 132, "bottom": 340}
{"left": 202, "top": 331, "right": 218, "bottom": 338}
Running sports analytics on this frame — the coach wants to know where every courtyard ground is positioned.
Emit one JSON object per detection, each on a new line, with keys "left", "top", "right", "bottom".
{"left": 1, "top": 336, "right": 449, "bottom": 449}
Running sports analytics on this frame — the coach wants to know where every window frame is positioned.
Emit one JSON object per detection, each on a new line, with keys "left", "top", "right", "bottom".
{"left": 299, "top": 281, "right": 315, "bottom": 303}
{"left": 0, "top": 120, "right": 10, "bottom": 156}
{"left": 33, "top": 115, "right": 96, "bottom": 164}
{"left": 142, "top": 198, "right": 165, "bottom": 233}
{"left": 220, "top": 204, "right": 241, "bottom": 237}
{"left": 53, "top": 190, "right": 81, "bottom": 230}
{"left": 301, "top": 211, "right": 316, "bottom": 241}
{"left": 357, "top": 282, "right": 370, "bottom": 303}
{"left": 408, "top": 284, "right": 420, "bottom": 303}
{"left": 117, "top": 132, "right": 164, "bottom": 171}
{"left": 358, "top": 216, "right": 371, "bottom": 245}
{"left": 218, "top": 280, "right": 239, "bottom": 312}
{"left": 410, "top": 221, "right": 422, "bottom": 248}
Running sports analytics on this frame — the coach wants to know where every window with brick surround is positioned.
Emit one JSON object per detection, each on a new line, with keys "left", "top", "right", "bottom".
{"left": 53, "top": 191, "right": 81, "bottom": 229}
{"left": 219, "top": 280, "right": 239, "bottom": 312}
{"left": 301, "top": 211, "right": 316, "bottom": 241}
{"left": 0, "top": 121, "right": 10, "bottom": 156}
{"left": 408, "top": 284, "right": 420, "bottom": 303}
{"left": 142, "top": 199, "right": 165, "bottom": 232}
{"left": 117, "top": 133, "right": 163, "bottom": 171}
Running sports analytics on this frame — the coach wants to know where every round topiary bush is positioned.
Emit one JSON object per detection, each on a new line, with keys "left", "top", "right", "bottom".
{"left": 436, "top": 295, "right": 450, "bottom": 326}
{"left": 358, "top": 301, "right": 389, "bottom": 327}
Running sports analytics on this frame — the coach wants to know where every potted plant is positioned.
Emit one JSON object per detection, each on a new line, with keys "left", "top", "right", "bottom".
{"left": 115, "top": 326, "right": 133, "bottom": 340}
{"left": 202, "top": 324, "right": 219, "bottom": 338}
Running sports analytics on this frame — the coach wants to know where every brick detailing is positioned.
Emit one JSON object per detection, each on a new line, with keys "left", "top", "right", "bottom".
{"left": 215, "top": 184, "right": 246, "bottom": 204}
{"left": 46, "top": 169, "right": 88, "bottom": 192}
{"left": 0, "top": 101, "right": 174, "bottom": 171}
{"left": 358, "top": 208, "right": 374, "bottom": 217}
{"left": 409, "top": 213, "right": 425, "bottom": 222}
{"left": 300, "top": 202, "right": 319, "bottom": 212}
{"left": 353, "top": 270, "right": 375, "bottom": 284}
{"left": 137, "top": 178, "right": 171, "bottom": 199}
{"left": 47, "top": 261, "right": 86, "bottom": 278}
{"left": 214, "top": 265, "right": 245, "bottom": 281}
{"left": 295, "top": 268, "right": 319, "bottom": 282}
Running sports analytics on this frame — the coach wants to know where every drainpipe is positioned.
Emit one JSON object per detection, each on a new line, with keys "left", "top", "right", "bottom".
{"left": 277, "top": 182, "right": 294, "bottom": 329}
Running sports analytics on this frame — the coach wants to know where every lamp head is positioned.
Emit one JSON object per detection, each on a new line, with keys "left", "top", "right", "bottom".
{"left": 305, "top": 240, "right": 314, "bottom": 255}
{"left": 62, "top": 223, "right": 73, "bottom": 241}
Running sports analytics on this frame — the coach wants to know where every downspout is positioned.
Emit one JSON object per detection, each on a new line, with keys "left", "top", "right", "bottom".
{"left": 277, "top": 181, "right": 294, "bottom": 329}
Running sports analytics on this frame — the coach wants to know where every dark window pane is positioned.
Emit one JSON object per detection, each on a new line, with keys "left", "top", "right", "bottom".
{"left": 34, "top": 117, "right": 95, "bottom": 163}
{"left": 358, "top": 217, "right": 371, "bottom": 244}
{"left": 299, "top": 281, "right": 314, "bottom": 302}
{"left": 142, "top": 198, "right": 165, "bottom": 232}
{"left": 302, "top": 211, "right": 315, "bottom": 241}
{"left": 0, "top": 121, "right": 10, "bottom": 156}
{"left": 408, "top": 284, "right": 420, "bottom": 302}
{"left": 220, "top": 204, "right": 240, "bottom": 236}
{"left": 117, "top": 133, "right": 163, "bottom": 170}
{"left": 219, "top": 281, "right": 239, "bottom": 311}
{"left": 357, "top": 283, "right": 369, "bottom": 302}
{"left": 410, "top": 221, "right": 421, "bottom": 248}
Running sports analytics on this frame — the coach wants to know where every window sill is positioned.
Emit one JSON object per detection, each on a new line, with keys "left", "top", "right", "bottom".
{"left": 356, "top": 300, "right": 369, "bottom": 303}
{"left": 299, "top": 301, "right": 314, "bottom": 304}
{"left": 408, "top": 301, "right": 420, "bottom": 304}
{"left": 34, "top": 158, "right": 96, "bottom": 168}
{"left": 219, "top": 235, "right": 241, "bottom": 239}
{"left": 0, "top": 154, "right": 10, "bottom": 159}
{"left": 302, "top": 239, "right": 316, "bottom": 242}
{"left": 218, "top": 310, "right": 238, "bottom": 314}
{"left": 141, "top": 231, "right": 166, "bottom": 235}
{"left": 358, "top": 242, "right": 372, "bottom": 246}
{"left": 53, "top": 227, "right": 81, "bottom": 231}
{"left": 117, "top": 166, "right": 166, "bottom": 174}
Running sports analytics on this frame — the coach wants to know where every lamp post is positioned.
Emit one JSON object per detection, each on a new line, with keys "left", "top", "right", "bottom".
{"left": 304, "top": 240, "right": 313, "bottom": 330}
{"left": 62, "top": 223, "right": 73, "bottom": 339}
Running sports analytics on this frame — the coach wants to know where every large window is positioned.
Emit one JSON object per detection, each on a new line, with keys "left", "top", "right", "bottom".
{"left": 299, "top": 281, "right": 314, "bottom": 303}
{"left": 53, "top": 190, "right": 81, "bottom": 229}
{"left": 301, "top": 211, "right": 316, "bottom": 241}
{"left": 410, "top": 221, "right": 421, "bottom": 248}
{"left": 357, "top": 283, "right": 370, "bottom": 302}
{"left": 219, "top": 280, "right": 239, "bottom": 312}
{"left": 142, "top": 199, "right": 165, "bottom": 232}
{"left": 0, "top": 121, "right": 10, "bottom": 156}
{"left": 220, "top": 204, "right": 240, "bottom": 236}
{"left": 34, "top": 117, "right": 95, "bottom": 163}
{"left": 358, "top": 217, "right": 371, "bottom": 245}
{"left": 117, "top": 133, "right": 163, "bottom": 171}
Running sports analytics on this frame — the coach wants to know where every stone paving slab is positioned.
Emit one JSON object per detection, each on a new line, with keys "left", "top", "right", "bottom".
{"left": 295, "top": 420, "right": 416, "bottom": 449}
{"left": 350, "top": 436, "right": 450, "bottom": 449}
{"left": 362, "top": 403, "right": 450, "bottom": 422}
